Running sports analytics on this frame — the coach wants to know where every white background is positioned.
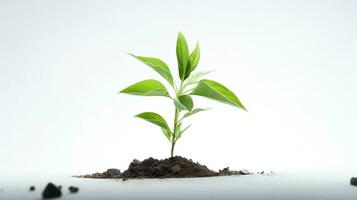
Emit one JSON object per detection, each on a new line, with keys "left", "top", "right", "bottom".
{"left": 0, "top": 0, "right": 356, "bottom": 176}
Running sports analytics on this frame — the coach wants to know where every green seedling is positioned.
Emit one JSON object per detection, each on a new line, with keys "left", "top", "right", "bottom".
{"left": 120, "top": 32, "right": 246, "bottom": 157}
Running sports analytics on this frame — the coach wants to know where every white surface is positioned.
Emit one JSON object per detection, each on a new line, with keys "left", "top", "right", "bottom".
{"left": 1, "top": 173, "right": 357, "bottom": 200}
{"left": 0, "top": 0, "right": 357, "bottom": 176}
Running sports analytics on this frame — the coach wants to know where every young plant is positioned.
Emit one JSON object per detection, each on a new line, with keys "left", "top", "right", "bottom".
{"left": 120, "top": 32, "right": 246, "bottom": 158}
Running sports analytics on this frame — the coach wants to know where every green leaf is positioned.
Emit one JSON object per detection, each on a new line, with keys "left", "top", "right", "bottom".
{"left": 174, "top": 98, "right": 186, "bottom": 110}
{"left": 184, "top": 59, "right": 192, "bottom": 80}
{"left": 176, "top": 122, "right": 182, "bottom": 134}
{"left": 181, "top": 124, "right": 191, "bottom": 134}
{"left": 182, "top": 108, "right": 210, "bottom": 119}
{"left": 129, "top": 54, "right": 174, "bottom": 86}
{"left": 176, "top": 32, "right": 190, "bottom": 80}
{"left": 173, "top": 95, "right": 193, "bottom": 111}
{"left": 190, "top": 79, "right": 246, "bottom": 110}
{"left": 135, "top": 112, "right": 170, "bottom": 130}
{"left": 120, "top": 79, "right": 169, "bottom": 97}
{"left": 174, "top": 122, "right": 182, "bottom": 140}
{"left": 161, "top": 128, "right": 172, "bottom": 141}
{"left": 178, "top": 95, "right": 193, "bottom": 111}
{"left": 189, "top": 42, "right": 200, "bottom": 72}
{"left": 176, "top": 124, "right": 191, "bottom": 141}
{"left": 184, "top": 70, "right": 213, "bottom": 86}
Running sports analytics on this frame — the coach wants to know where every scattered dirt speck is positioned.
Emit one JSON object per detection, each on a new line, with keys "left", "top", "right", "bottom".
{"left": 29, "top": 186, "right": 35, "bottom": 191}
{"left": 69, "top": 186, "right": 79, "bottom": 193}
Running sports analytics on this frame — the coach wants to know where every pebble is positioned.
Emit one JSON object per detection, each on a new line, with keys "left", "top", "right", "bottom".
{"left": 29, "top": 186, "right": 35, "bottom": 191}
{"left": 42, "top": 183, "right": 62, "bottom": 199}
{"left": 69, "top": 186, "right": 79, "bottom": 193}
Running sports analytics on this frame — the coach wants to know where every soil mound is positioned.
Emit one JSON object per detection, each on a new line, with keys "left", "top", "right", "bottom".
{"left": 121, "top": 156, "right": 217, "bottom": 179}
{"left": 76, "top": 156, "right": 252, "bottom": 179}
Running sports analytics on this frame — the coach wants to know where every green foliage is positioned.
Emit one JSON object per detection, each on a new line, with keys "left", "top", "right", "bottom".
{"left": 189, "top": 42, "right": 200, "bottom": 72}
{"left": 120, "top": 79, "right": 169, "bottom": 97}
{"left": 176, "top": 32, "right": 190, "bottom": 80}
{"left": 129, "top": 54, "right": 174, "bottom": 86}
{"left": 182, "top": 108, "right": 210, "bottom": 120}
{"left": 183, "top": 70, "right": 213, "bottom": 87}
{"left": 191, "top": 79, "right": 246, "bottom": 110}
{"left": 135, "top": 112, "right": 169, "bottom": 129}
{"left": 119, "top": 32, "right": 247, "bottom": 157}
{"left": 175, "top": 124, "right": 191, "bottom": 141}
{"left": 161, "top": 128, "right": 172, "bottom": 141}
{"left": 174, "top": 95, "right": 193, "bottom": 111}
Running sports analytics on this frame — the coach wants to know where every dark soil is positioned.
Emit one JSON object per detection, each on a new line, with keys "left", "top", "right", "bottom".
{"left": 42, "top": 183, "right": 62, "bottom": 199}
{"left": 68, "top": 186, "right": 79, "bottom": 193}
{"left": 76, "top": 156, "right": 251, "bottom": 180}
{"left": 121, "top": 156, "right": 217, "bottom": 179}
{"left": 29, "top": 186, "right": 35, "bottom": 191}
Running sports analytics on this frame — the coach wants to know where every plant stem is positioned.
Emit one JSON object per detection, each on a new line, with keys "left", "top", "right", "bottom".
{"left": 177, "top": 81, "right": 184, "bottom": 96}
{"left": 171, "top": 107, "right": 179, "bottom": 157}
{"left": 170, "top": 140, "right": 176, "bottom": 158}
{"left": 171, "top": 80, "right": 185, "bottom": 158}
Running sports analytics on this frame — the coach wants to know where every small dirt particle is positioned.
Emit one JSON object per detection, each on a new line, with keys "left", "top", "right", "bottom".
{"left": 29, "top": 186, "right": 35, "bottom": 191}
{"left": 42, "top": 183, "right": 61, "bottom": 199}
{"left": 69, "top": 186, "right": 79, "bottom": 193}
{"left": 351, "top": 177, "right": 357, "bottom": 186}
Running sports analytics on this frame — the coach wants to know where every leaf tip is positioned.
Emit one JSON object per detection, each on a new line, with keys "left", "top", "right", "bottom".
{"left": 237, "top": 103, "right": 248, "bottom": 111}
{"left": 177, "top": 32, "right": 187, "bottom": 41}
{"left": 134, "top": 113, "right": 143, "bottom": 118}
{"left": 118, "top": 88, "right": 126, "bottom": 94}
{"left": 127, "top": 53, "right": 136, "bottom": 57}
